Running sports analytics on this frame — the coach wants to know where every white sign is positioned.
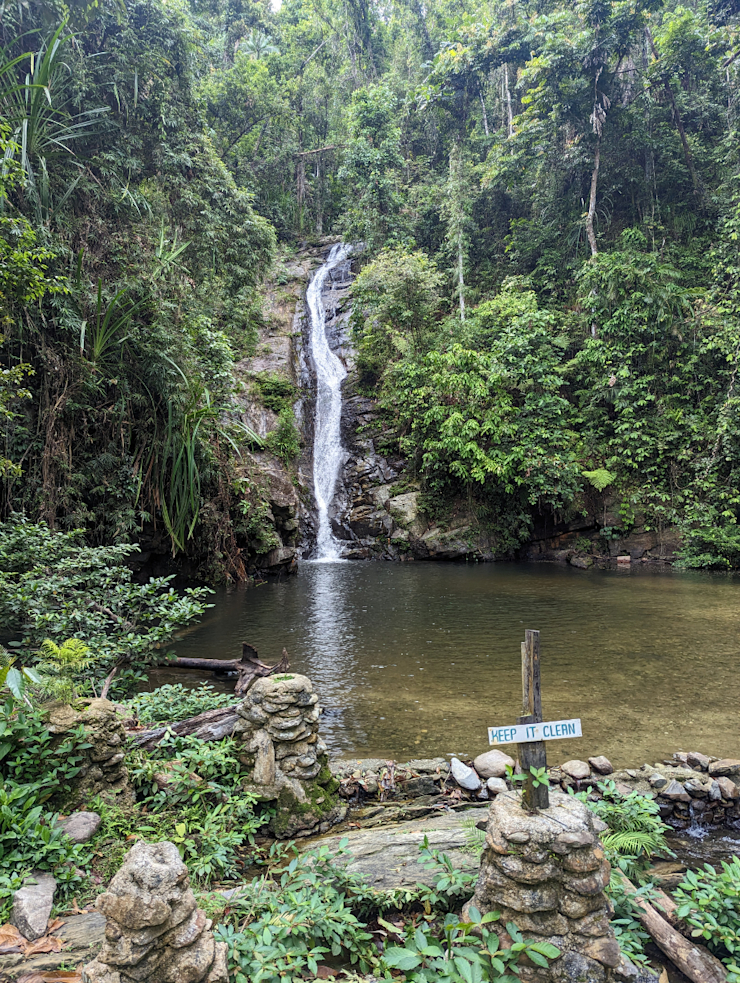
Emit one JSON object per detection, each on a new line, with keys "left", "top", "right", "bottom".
{"left": 488, "top": 718, "right": 582, "bottom": 746}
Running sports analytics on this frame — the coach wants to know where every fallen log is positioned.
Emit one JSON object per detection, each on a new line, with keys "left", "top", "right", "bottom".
{"left": 128, "top": 704, "right": 241, "bottom": 749}
{"left": 164, "top": 643, "right": 290, "bottom": 697}
{"left": 616, "top": 870, "right": 726, "bottom": 983}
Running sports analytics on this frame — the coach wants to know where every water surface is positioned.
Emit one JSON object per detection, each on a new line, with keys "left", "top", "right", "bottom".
{"left": 165, "top": 562, "right": 740, "bottom": 767}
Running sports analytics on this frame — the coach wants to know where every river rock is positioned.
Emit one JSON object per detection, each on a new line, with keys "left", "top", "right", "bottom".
{"left": 57, "top": 811, "right": 102, "bottom": 843}
{"left": 708, "top": 758, "right": 740, "bottom": 777}
{"left": 588, "top": 756, "right": 613, "bottom": 775}
{"left": 487, "top": 777, "right": 508, "bottom": 795}
{"left": 687, "top": 751, "right": 711, "bottom": 771}
{"left": 11, "top": 871, "right": 57, "bottom": 941}
{"left": 660, "top": 779, "right": 690, "bottom": 802}
{"left": 649, "top": 773, "right": 667, "bottom": 789}
{"left": 450, "top": 757, "right": 481, "bottom": 791}
{"left": 716, "top": 776, "right": 739, "bottom": 799}
{"left": 561, "top": 759, "right": 591, "bottom": 781}
{"left": 474, "top": 749, "right": 515, "bottom": 779}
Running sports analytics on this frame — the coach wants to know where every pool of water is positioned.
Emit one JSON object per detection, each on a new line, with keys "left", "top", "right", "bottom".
{"left": 163, "top": 561, "right": 740, "bottom": 767}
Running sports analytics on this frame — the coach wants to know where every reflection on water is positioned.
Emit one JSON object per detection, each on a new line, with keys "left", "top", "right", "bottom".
{"left": 164, "top": 562, "right": 740, "bottom": 767}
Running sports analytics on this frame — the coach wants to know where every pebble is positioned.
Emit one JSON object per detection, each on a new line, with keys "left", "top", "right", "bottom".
{"left": 450, "top": 757, "right": 482, "bottom": 791}
{"left": 473, "top": 749, "right": 514, "bottom": 779}
{"left": 561, "top": 760, "right": 591, "bottom": 781}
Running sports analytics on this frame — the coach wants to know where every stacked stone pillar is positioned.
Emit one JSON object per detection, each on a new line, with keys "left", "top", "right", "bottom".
{"left": 82, "top": 841, "right": 227, "bottom": 983}
{"left": 467, "top": 790, "right": 631, "bottom": 982}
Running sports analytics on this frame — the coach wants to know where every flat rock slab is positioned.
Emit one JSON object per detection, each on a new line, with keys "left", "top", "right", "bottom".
{"left": 330, "top": 757, "right": 447, "bottom": 778}
{"left": 0, "top": 912, "right": 106, "bottom": 976}
{"left": 303, "top": 808, "right": 487, "bottom": 889}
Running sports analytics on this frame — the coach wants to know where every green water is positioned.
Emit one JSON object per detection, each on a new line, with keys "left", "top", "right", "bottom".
{"left": 163, "top": 561, "right": 740, "bottom": 768}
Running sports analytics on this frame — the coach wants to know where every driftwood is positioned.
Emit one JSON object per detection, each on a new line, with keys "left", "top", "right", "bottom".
{"left": 128, "top": 704, "right": 241, "bottom": 749}
{"left": 616, "top": 870, "right": 726, "bottom": 983}
{"left": 167, "top": 644, "right": 290, "bottom": 697}
{"left": 131, "top": 646, "right": 291, "bottom": 749}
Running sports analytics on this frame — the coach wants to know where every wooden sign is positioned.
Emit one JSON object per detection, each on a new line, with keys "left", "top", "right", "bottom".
{"left": 488, "top": 718, "right": 582, "bottom": 746}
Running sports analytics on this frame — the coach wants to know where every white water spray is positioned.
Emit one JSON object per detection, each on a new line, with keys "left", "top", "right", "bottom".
{"left": 308, "top": 243, "right": 351, "bottom": 560}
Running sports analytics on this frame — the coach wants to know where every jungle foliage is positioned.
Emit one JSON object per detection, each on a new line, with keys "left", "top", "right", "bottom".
{"left": 2, "top": 0, "right": 740, "bottom": 568}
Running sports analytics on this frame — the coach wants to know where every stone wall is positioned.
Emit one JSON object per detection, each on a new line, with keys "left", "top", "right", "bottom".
{"left": 46, "top": 698, "right": 132, "bottom": 808}
{"left": 468, "top": 790, "right": 636, "bottom": 983}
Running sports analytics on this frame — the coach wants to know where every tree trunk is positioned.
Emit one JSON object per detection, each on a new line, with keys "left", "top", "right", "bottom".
{"left": 586, "top": 143, "right": 600, "bottom": 257}
{"left": 615, "top": 872, "right": 726, "bottom": 983}
{"left": 504, "top": 64, "right": 514, "bottom": 137}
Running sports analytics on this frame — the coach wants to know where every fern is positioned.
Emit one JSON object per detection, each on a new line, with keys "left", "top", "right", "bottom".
{"left": 582, "top": 468, "right": 615, "bottom": 492}
{"left": 461, "top": 817, "right": 486, "bottom": 857}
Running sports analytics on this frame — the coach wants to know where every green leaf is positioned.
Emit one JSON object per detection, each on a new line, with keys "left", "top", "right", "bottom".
{"left": 383, "top": 947, "right": 423, "bottom": 971}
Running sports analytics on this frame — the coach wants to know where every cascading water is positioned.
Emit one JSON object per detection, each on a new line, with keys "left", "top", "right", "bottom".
{"left": 308, "top": 243, "right": 352, "bottom": 560}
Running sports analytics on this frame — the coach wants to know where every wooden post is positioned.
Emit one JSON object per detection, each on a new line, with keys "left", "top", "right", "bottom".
{"left": 518, "top": 629, "right": 549, "bottom": 810}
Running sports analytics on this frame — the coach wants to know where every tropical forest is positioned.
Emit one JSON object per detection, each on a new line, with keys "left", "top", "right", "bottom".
{"left": 3, "top": 0, "right": 740, "bottom": 978}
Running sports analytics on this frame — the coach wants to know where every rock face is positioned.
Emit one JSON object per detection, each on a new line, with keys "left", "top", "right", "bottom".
{"left": 11, "top": 871, "right": 56, "bottom": 941}
{"left": 468, "top": 790, "right": 623, "bottom": 982}
{"left": 82, "top": 841, "right": 227, "bottom": 983}
{"left": 235, "top": 674, "right": 344, "bottom": 837}
{"left": 46, "top": 699, "right": 132, "bottom": 808}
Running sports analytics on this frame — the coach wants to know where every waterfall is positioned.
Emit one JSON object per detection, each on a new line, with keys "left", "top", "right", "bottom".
{"left": 308, "top": 243, "right": 351, "bottom": 560}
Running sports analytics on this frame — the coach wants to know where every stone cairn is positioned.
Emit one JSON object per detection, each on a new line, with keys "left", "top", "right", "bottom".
{"left": 82, "top": 840, "right": 227, "bottom": 983}
{"left": 467, "top": 789, "right": 633, "bottom": 983}
{"left": 235, "top": 673, "right": 344, "bottom": 837}
{"left": 46, "top": 698, "right": 132, "bottom": 806}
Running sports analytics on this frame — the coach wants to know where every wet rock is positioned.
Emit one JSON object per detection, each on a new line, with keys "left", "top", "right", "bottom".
{"left": 709, "top": 758, "right": 740, "bottom": 777}
{"left": 57, "top": 811, "right": 102, "bottom": 844}
{"left": 450, "top": 758, "right": 482, "bottom": 791}
{"left": 569, "top": 555, "right": 593, "bottom": 569}
{"left": 400, "top": 776, "right": 439, "bottom": 798}
{"left": 473, "top": 749, "right": 515, "bottom": 779}
{"left": 684, "top": 779, "right": 710, "bottom": 798}
{"left": 487, "top": 777, "right": 508, "bottom": 795}
{"left": 11, "top": 871, "right": 56, "bottom": 941}
{"left": 561, "top": 760, "right": 591, "bottom": 781}
{"left": 588, "top": 756, "right": 613, "bottom": 776}
{"left": 649, "top": 773, "right": 667, "bottom": 789}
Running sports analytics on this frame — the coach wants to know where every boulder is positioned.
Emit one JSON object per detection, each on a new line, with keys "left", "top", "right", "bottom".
{"left": 11, "top": 871, "right": 56, "bottom": 941}
{"left": 387, "top": 492, "right": 420, "bottom": 527}
{"left": 561, "top": 760, "right": 591, "bottom": 781}
{"left": 450, "top": 758, "right": 482, "bottom": 791}
{"left": 588, "top": 756, "right": 613, "bottom": 776}
{"left": 57, "top": 811, "right": 102, "bottom": 844}
{"left": 473, "top": 749, "right": 515, "bottom": 780}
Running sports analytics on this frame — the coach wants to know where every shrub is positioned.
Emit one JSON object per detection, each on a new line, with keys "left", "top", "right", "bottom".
{"left": 124, "top": 682, "right": 234, "bottom": 724}
{"left": 674, "top": 858, "right": 740, "bottom": 978}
